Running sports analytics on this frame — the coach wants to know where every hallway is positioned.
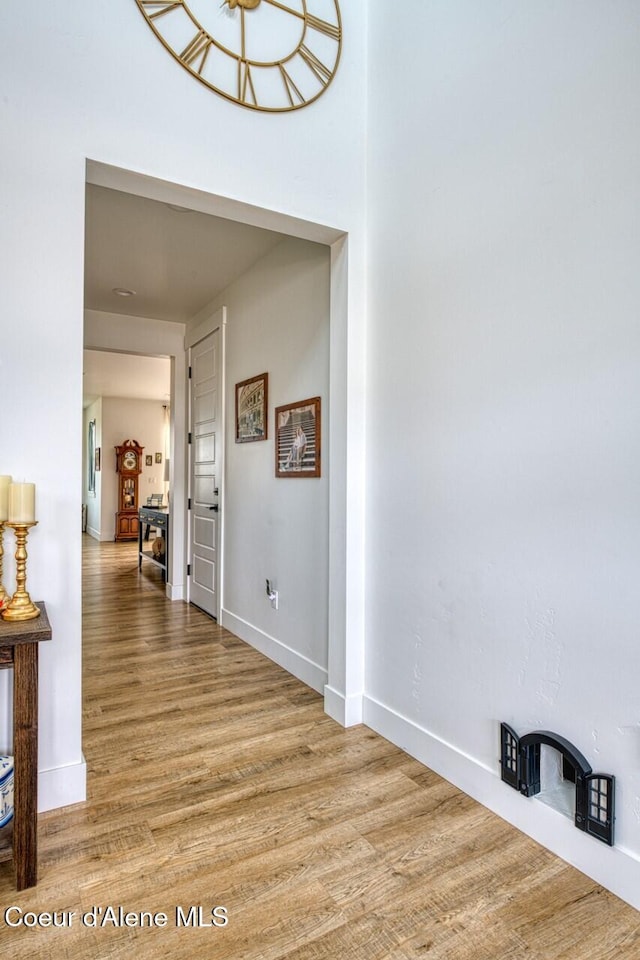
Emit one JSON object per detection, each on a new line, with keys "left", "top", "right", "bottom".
{"left": 0, "top": 536, "right": 637, "bottom": 958}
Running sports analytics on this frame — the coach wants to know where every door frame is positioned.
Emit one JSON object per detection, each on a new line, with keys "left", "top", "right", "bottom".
{"left": 186, "top": 311, "right": 226, "bottom": 617}
{"left": 86, "top": 159, "right": 366, "bottom": 729}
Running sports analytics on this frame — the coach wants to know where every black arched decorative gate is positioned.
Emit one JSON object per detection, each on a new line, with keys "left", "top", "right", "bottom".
{"left": 500, "top": 723, "right": 615, "bottom": 846}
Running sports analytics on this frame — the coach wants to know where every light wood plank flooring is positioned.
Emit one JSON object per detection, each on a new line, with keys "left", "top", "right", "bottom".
{"left": 0, "top": 536, "right": 638, "bottom": 958}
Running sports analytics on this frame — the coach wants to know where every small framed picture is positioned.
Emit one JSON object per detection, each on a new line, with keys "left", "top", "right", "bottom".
{"left": 155, "top": 452, "right": 162, "bottom": 464}
{"left": 236, "top": 372, "right": 268, "bottom": 442}
{"left": 275, "top": 397, "right": 321, "bottom": 478}
{"left": 146, "top": 455, "right": 153, "bottom": 467}
{"left": 94, "top": 447, "right": 101, "bottom": 472}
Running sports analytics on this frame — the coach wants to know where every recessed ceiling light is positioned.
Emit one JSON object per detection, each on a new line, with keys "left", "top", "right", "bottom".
{"left": 112, "top": 287, "right": 136, "bottom": 297}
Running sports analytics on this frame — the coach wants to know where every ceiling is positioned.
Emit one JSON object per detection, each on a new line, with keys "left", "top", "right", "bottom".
{"left": 83, "top": 183, "right": 286, "bottom": 405}
{"left": 83, "top": 350, "right": 171, "bottom": 407}
{"left": 84, "top": 184, "right": 285, "bottom": 323}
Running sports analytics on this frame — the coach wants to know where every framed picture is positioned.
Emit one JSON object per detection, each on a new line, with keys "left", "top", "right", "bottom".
{"left": 155, "top": 452, "right": 162, "bottom": 464}
{"left": 94, "top": 447, "right": 101, "bottom": 472}
{"left": 146, "top": 455, "right": 153, "bottom": 466}
{"left": 275, "top": 397, "right": 321, "bottom": 478}
{"left": 236, "top": 372, "right": 268, "bottom": 442}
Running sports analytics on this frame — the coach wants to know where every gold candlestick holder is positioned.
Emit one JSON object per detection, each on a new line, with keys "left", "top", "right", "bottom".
{"left": 1, "top": 521, "right": 40, "bottom": 622}
{"left": 0, "top": 521, "right": 9, "bottom": 608}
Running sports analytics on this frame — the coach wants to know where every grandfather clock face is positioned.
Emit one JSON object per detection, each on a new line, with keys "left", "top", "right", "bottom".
{"left": 122, "top": 450, "right": 139, "bottom": 472}
{"left": 134, "top": 0, "right": 342, "bottom": 111}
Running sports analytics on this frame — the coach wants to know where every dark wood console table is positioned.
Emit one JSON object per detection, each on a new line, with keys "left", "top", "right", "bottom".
{"left": 0, "top": 603, "right": 51, "bottom": 889}
{"left": 138, "top": 507, "right": 169, "bottom": 581}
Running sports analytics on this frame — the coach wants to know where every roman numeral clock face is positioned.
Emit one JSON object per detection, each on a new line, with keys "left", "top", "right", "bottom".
{"left": 134, "top": 0, "right": 342, "bottom": 111}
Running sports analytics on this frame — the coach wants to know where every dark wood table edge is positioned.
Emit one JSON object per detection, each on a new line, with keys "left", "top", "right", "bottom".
{"left": 0, "top": 602, "right": 51, "bottom": 889}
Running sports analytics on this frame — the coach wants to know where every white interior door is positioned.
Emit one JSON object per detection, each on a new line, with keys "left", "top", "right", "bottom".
{"left": 189, "top": 328, "right": 222, "bottom": 618}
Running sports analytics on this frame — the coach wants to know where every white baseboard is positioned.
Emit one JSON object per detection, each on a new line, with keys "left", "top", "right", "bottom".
{"left": 86, "top": 527, "right": 100, "bottom": 541}
{"left": 323, "top": 685, "right": 363, "bottom": 727}
{"left": 38, "top": 757, "right": 87, "bottom": 813}
{"left": 166, "top": 582, "right": 184, "bottom": 601}
{"left": 220, "top": 609, "right": 328, "bottom": 695}
{"left": 363, "top": 694, "right": 640, "bottom": 913}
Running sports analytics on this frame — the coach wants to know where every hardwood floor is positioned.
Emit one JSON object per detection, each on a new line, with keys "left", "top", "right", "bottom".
{"left": 0, "top": 535, "right": 638, "bottom": 958}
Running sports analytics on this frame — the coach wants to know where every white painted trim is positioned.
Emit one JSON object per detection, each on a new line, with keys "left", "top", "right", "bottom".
{"left": 165, "top": 583, "right": 184, "bottom": 601}
{"left": 86, "top": 526, "right": 100, "bottom": 541}
{"left": 363, "top": 695, "right": 640, "bottom": 913}
{"left": 221, "top": 609, "right": 327, "bottom": 695}
{"left": 218, "top": 312, "right": 227, "bottom": 619}
{"left": 38, "top": 758, "right": 87, "bottom": 814}
{"left": 323, "top": 685, "right": 363, "bottom": 728}
{"left": 168, "top": 351, "right": 188, "bottom": 602}
{"left": 86, "top": 160, "right": 346, "bottom": 247}
{"left": 326, "top": 233, "right": 366, "bottom": 721}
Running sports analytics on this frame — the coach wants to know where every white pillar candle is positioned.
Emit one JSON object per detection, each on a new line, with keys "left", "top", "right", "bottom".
{"left": 8, "top": 483, "right": 36, "bottom": 524}
{"left": 0, "top": 477, "right": 11, "bottom": 522}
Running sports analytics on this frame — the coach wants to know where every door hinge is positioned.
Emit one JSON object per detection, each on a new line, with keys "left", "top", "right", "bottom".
{"left": 188, "top": 365, "right": 192, "bottom": 379}
{"left": 188, "top": 432, "right": 192, "bottom": 444}
{"left": 188, "top": 498, "right": 191, "bottom": 510}
{"left": 187, "top": 564, "right": 191, "bottom": 576}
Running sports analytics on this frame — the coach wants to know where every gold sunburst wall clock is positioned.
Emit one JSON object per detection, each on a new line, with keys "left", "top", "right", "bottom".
{"left": 134, "top": 0, "right": 342, "bottom": 112}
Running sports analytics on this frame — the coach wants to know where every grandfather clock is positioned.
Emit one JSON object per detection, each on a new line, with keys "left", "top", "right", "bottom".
{"left": 114, "top": 440, "right": 144, "bottom": 541}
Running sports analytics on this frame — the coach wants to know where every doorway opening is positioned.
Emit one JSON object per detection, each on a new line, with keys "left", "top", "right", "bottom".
{"left": 82, "top": 348, "right": 171, "bottom": 555}
{"left": 82, "top": 158, "right": 360, "bottom": 784}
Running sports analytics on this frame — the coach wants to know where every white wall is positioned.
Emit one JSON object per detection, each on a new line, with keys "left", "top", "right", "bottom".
{"left": 0, "top": 3, "right": 366, "bottom": 810}
{"left": 99, "top": 398, "right": 169, "bottom": 542}
{"left": 189, "top": 238, "right": 331, "bottom": 691}
{"left": 10, "top": 0, "right": 635, "bottom": 911}
{"left": 366, "top": 1, "right": 640, "bottom": 908}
